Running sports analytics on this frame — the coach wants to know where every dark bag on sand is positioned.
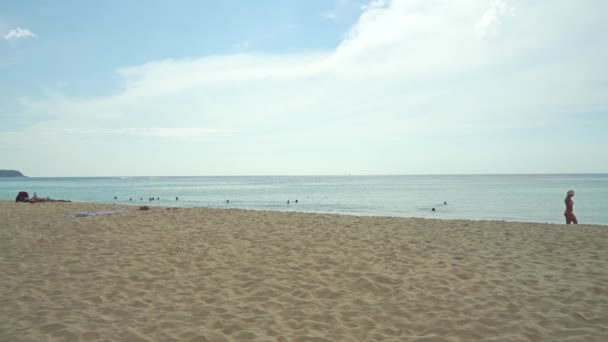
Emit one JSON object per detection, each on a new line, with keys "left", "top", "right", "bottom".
{"left": 15, "top": 191, "right": 29, "bottom": 202}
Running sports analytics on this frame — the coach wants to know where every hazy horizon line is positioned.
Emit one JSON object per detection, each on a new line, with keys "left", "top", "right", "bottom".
{"left": 5, "top": 173, "right": 608, "bottom": 179}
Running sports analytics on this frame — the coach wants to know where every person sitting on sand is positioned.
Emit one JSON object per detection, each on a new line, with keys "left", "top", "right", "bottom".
{"left": 564, "top": 190, "right": 577, "bottom": 224}
{"left": 29, "top": 193, "right": 44, "bottom": 203}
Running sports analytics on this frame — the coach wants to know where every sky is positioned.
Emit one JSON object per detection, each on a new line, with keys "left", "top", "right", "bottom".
{"left": 1, "top": 0, "right": 607, "bottom": 177}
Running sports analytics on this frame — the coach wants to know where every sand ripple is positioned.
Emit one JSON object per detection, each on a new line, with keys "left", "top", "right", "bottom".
{"left": 1, "top": 201, "right": 608, "bottom": 341}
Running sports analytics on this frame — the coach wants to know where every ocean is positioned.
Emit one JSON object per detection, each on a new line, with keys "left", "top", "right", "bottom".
{"left": 1, "top": 174, "right": 607, "bottom": 225}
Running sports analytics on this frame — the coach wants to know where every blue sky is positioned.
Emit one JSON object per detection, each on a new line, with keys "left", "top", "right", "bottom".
{"left": 1, "top": 1, "right": 361, "bottom": 97}
{"left": 1, "top": 0, "right": 607, "bottom": 176}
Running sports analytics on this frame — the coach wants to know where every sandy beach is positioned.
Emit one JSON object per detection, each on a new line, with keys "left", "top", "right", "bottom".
{"left": 1, "top": 200, "right": 607, "bottom": 341}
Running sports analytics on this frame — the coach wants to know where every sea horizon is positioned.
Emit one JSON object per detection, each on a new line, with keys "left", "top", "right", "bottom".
{"left": 7, "top": 172, "right": 608, "bottom": 178}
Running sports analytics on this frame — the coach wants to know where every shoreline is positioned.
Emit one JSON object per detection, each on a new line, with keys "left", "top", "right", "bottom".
{"left": 2, "top": 199, "right": 607, "bottom": 227}
{"left": 1, "top": 201, "right": 607, "bottom": 340}
{"left": 3, "top": 173, "right": 607, "bottom": 226}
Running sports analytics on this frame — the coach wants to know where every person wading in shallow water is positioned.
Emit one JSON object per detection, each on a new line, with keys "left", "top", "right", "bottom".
{"left": 564, "top": 190, "right": 578, "bottom": 224}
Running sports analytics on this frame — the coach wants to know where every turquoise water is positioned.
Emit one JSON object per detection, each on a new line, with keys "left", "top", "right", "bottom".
{"left": 1, "top": 175, "right": 607, "bottom": 225}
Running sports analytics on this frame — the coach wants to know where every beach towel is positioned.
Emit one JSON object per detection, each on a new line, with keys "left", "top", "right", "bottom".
{"left": 72, "top": 210, "right": 127, "bottom": 217}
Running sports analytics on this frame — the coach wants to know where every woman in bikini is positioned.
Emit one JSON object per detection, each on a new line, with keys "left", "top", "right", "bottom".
{"left": 564, "top": 190, "right": 577, "bottom": 224}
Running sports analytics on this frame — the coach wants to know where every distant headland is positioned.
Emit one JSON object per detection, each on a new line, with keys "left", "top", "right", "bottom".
{"left": 0, "top": 170, "right": 26, "bottom": 177}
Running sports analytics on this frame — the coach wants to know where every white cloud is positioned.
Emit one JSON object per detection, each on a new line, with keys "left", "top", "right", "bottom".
{"left": 4, "top": 27, "right": 37, "bottom": 41}
{"left": 360, "top": 0, "right": 388, "bottom": 11}
{"left": 112, "top": 127, "right": 237, "bottom": 139}
{"left": 5, "top": 0, "right": 608, "bottom": 176}
{"left": 474, "top": 0, "right": 512, "bottom": 36}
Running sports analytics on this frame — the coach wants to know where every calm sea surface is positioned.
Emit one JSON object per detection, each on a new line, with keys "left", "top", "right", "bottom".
{"left": 1, "top": 175, "right": 607, "bottom": 225}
